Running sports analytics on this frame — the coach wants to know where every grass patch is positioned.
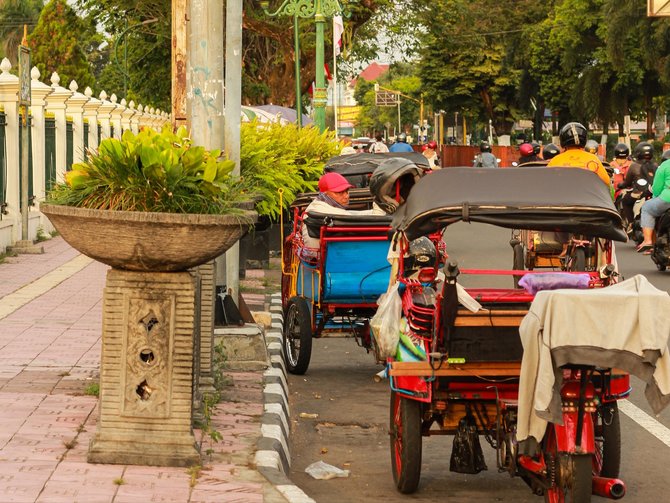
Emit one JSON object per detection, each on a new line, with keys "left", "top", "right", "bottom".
{"left": 35, "top": 226, "right": 50, "bottom": 243}
{"left": 113, "top": 478, "right": 125, "bottom": 486}
{"left": 63, "top": 439, "right": 77, "bottom": 449}
{"left": 84, "top": 382, "right": 100, "bottom": 397}
{"left": 187, "top": 465, "right": 202, "bottom": 487}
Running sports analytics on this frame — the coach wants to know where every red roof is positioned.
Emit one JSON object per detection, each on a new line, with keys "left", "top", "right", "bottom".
{"left": 350, "top": 62, "right": 390, "bottom": 87}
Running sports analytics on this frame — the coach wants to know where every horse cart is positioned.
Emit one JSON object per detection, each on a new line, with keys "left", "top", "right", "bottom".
{"left": 382, "top": 167, "right": 655, "bottom": 502}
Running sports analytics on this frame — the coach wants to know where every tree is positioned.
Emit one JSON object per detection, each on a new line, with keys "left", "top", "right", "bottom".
{"left": 27, "top": 0, "right": 94, "bottom": 89}
{"left": 0, "top": 0, "right": 43, "bottom": 65}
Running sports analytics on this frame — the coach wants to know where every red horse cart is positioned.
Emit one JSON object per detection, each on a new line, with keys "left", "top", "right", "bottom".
{"left": 380, "top": 167, "right": 670, "bottom": 502}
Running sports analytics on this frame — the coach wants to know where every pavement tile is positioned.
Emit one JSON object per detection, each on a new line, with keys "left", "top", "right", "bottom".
{"left": 0, "top": 241, "right": 286, "bottom": 503}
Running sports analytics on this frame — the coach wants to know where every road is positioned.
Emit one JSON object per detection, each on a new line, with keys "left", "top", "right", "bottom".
{"left": 286, "top": 222, "right": 670, "bottom": 503}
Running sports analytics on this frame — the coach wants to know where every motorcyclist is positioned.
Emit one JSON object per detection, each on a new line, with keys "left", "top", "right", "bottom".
{"left": 518, "top": 143, "right": 538, "bottom": 164}
{"left": 547, "top": 122, "right": 611, "bottom": 189}
{"left": 369, "top": 133, "right": 389, "bottom": 153}
{"left": 617, "top": 141, "right": 657, "bottom": 230}
{"left": 610, "top": 143, "right": 632, "bottom": 187}
{"left": 422, "top": 140, "right": 440, "bottom": 169}
{"left": 636, "top": 152, "right": 670, "bottom": 253}
{"left": 584, "top": 139, "right": 605, "bottom": 161}
{"left": 531, "top": 141, "right": 542, "bottom": 157}
{"left": 542, "top": 143, "right": 560, "bottom": 160}
{"left": 389, "top": 133, "right": 414, "bottom": 153}
{"left": 473, "top": 141, "right": 498, "bottom": 168}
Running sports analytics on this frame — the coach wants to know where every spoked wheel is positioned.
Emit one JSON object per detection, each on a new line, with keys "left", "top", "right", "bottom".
{"left": 390, "top": 390, "right": 422, "bottom": 494}
{"left": 543, "top": 425, "right": 592, "bottom": 503}
{"left": 283, "top": 296, "right": 313, "bottom": 375}
{"left": 593, "top": 402, "right": 621, "bottom": 478}
{"left": 568, "top": 247, "right": 586, "bottom": 272}
{"left": 512, "top": 243, "right": 525, "bottom": 288}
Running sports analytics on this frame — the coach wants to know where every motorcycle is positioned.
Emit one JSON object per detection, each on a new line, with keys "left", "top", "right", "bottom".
{"left": 614, "top": 178, "right": 650, "bottom": 244}
{"left": 650, "top": 208, "right": 670, "bottom": 272}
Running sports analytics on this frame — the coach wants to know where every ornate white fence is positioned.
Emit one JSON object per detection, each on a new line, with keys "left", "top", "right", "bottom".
{"left": 0, "top": 58, "right": 170, "bottom": 252}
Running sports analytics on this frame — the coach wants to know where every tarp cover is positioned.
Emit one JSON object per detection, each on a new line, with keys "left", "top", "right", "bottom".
{"left": 324, "top": 152, "right": 430, "bottom": 176}
{"left": 391, "top": 167, "right": 627, "bottom": 242}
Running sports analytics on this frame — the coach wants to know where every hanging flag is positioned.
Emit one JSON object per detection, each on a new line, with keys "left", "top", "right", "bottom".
{"left": 324, "top": 63, "right": 332, "bottom": 81}
{"left": 333, "top": 15, "right": 344, "bottom": 56}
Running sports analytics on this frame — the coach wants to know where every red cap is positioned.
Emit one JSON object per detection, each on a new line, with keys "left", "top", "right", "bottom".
{"left": 318, "top": 172, "right": 353, "bottom": 193}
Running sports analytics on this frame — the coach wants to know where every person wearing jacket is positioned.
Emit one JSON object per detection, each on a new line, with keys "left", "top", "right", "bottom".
{"left": 369, "top": 133, "right": 389, "bottom": 153}
{"left": 617, "top": 142, "right": 657, "bottom": 229}
{"left": 473, "top": 141, "right": 498, "bottom": 168}
{"left": 636, "top": 157, "right": 670, "bottom": 253}
{"left": 301, "top": 172, "right": 385, "bottom": 249}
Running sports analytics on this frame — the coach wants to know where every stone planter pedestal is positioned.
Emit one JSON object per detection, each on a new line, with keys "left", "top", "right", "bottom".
{"left": 40, "top": 204, "right": 256, "bottom": 467}
{"left": 88, "top": 269, "right": 200, "bottom": 466}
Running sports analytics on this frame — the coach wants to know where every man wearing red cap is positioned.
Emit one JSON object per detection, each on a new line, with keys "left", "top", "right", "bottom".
{"left": 302, "top": 172, "right": 385, "bottom": 249}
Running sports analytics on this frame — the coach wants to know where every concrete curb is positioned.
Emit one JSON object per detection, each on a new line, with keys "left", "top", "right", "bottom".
{"left": 255, "top": 293, "right": 316, "bottom": 503}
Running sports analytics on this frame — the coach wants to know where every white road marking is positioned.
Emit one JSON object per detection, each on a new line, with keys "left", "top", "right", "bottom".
{"left": 619, "top": 399, "right": 670, "bottom": 448}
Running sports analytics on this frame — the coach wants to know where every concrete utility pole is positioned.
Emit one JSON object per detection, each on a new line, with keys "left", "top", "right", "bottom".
{"left": 224, "top": 0, "right": 243, "bottom": 303}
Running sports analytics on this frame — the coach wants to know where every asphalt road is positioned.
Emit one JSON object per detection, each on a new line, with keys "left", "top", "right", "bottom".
{"left": 287, "top": 222, "right": 670, "bottom": 503}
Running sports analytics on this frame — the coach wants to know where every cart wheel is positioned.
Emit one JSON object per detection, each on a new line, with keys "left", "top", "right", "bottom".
{"left": 569, "top": 248, "right": 586, "bottom": 272}
{"left": 543, "top": 425, "right": 592, "bottom": 503}
{"left": 283, "top": 296, "right": 313, "bottom": 375}
{"left": 594, "top": 402, "right": 621, "bottom": 478}
{"left": 512, "top": 243, "right": 524, "bottom": 288}
{"left": 389, "top": 390, "right": 422, "bottom": 494}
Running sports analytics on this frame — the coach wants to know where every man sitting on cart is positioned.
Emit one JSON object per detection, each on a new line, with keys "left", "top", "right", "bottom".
{"left": 301, "top": 172, "right": 386, "bottom": 249}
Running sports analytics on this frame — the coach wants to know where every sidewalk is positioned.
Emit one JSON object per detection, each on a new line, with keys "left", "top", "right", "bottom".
{"left": 0, "top": 237, "right": 298, "bottom": 503}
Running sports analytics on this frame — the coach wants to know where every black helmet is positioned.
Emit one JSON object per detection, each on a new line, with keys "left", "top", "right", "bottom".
{"left": 480, "top": 141, "right": 492, "bottom": 153}
{"left": 369, "top": 158, "right": 425, "bottom": 213}
{"left": 403, "top": 237, "right": 437, "bottom": 276}
{"left": 559, "top": 122, "right": 588, "bottom": 148}
{"left": 542, "top": 143, "right": 560, "bottom": 160}
{"left": 530, "top": 141, "right": 541, "bottom": 155}
{"left": 584, "top": 139, "right": 599, "bottom": 154}
{"left": 634, "top": 141, "right": 653, "bottom": 161}
{"left": 662, "top": 150, "right": 670, "bottom": 161}
{"left": 613, "top": 143, "right": 629, "bottom": 159}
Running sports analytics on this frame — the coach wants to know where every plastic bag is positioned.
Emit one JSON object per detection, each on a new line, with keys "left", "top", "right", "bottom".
{"left": 370, "top": 282, "right": 402, "bottom": 359}
{"left": 305, "top": 460, "right": 350, "bottom": 480}
{"left": 449, "top": 413, "right": 487, "bottom": 474}
{"left": 518, "top": 273, "right": 591, "bottom": 295}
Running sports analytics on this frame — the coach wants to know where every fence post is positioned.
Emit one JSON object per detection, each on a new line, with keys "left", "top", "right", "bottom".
{"left": 97, "top": 91, "right": 114, "bottom": 140}
{"left": 45, "top": 73, "right": 72, "bottom": 183}
{"left": 129, "top": 102, "right": 140, "bottom": 134}
{"left": 66, "top": 81, "right": 89, "bottom": 164}
{"left": 0, "top": 59, "right": 20, "bottom": 241}
{"left": 109, "top": 94, "right": 123, "bottom": 139}
{"left": 83, "top": 87, "right": 101, "bottom": 153}
{"left": 120, "top": 98, "right": 135, "bottom": 136}
{"left": 29, "top": 67, "right": 51, "bottom": 210}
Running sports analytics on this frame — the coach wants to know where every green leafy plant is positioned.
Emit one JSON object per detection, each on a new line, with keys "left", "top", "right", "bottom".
{"left": 47, "top": 126, "right": 246, "bottom": 214}
{"left": 240, "top": 121, "right": 341, "bottom": 219}
{"left": 84, "top": 382, "right": 99, "bottom": 397}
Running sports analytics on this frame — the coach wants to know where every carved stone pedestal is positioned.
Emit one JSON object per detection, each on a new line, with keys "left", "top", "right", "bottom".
{"left": 88, "top": 269, "right": 200, "bottom": 467}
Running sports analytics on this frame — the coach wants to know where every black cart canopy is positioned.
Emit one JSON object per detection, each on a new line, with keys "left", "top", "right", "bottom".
{"left": 324, "top": 152, "right": 430, "bottom": 176}
{"left": 391, "top": 167, "right": 627, "bottom": 242}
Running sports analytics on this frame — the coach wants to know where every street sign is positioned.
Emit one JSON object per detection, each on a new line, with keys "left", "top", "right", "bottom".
{"left": 375, "top": 91, "right": 399, "bottom": 106}
{"left": 648, "top": 0, "right": 670, "bottom": 16}
{"left": 18, "top": 45, "right": 30, "bottom": 106}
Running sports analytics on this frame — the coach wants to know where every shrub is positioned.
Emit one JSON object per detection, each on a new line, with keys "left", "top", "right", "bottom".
{"left": 47, "top": 126, "right": 246, "bottom": 214}
{"left": 240, "top": 121, "right": 341, "bottom": 219}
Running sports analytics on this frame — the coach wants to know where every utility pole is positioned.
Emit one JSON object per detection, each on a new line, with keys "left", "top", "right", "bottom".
{"left": 224, "top": 0, "right": 243, "bottom": 303}
{"left": 18, "top": 28, "right": 30, "bottom": 242}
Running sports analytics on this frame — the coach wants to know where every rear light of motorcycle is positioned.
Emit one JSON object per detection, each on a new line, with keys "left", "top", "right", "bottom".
{"left": 417, "top": 267, "right": 437, "bottom": 283}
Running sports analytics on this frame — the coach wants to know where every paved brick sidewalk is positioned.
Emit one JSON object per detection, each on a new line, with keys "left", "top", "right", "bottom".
{"left": 0, "top": 237, "right": 290, "bottom": 503}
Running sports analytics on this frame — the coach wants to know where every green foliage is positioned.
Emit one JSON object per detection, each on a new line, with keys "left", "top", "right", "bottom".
{"left": 240, "top": 121, "right": 341, "bottom": 219}
{"left": 0, "top": 0, "right": 43, "bottom": 65}
{"left": 28, "top": 0, "right": 94, "bottom": 89}
{"left": 47, "top": 126, "right": 246, "bottom": 214}
{"left": 84, "top": 382, "right": 99, "bottom": 397}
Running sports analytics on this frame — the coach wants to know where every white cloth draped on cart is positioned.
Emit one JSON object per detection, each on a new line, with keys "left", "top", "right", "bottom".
{"left": 517, "top": 275, "right": 670, "bottom": 448}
